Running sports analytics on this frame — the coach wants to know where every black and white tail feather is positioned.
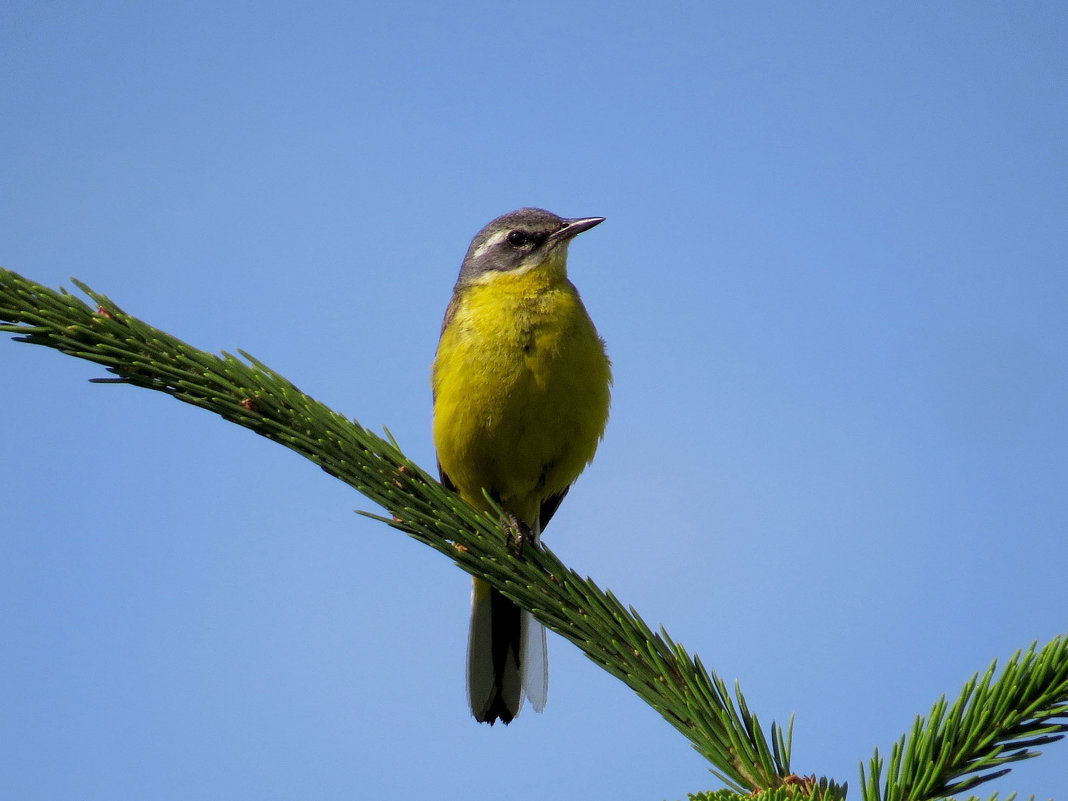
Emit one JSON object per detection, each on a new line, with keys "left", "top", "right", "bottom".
{"left": 466, "top": 519, "right": 548, "bottom": 724}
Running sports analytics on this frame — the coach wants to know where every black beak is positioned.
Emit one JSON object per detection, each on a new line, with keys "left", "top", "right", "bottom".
{"left": 551, "top": 216, "right": 605, "bottom": 244}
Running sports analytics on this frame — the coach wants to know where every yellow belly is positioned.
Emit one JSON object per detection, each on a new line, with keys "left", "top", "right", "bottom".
{"left": 432, "top": 270, "right": 611, "bottom": 524}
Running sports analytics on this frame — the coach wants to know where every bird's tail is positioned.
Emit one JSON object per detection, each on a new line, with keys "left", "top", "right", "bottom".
{"left": 467, "top": 577, "right": 547, "bottom": 724}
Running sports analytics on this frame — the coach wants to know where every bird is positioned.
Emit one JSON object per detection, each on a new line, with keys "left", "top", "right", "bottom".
{"left": 432, "top": 207, "right": 611, "bottom": 724}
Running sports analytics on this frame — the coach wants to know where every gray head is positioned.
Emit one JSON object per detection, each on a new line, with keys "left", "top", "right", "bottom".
{"left": 456, "top": 208, "right": 604, "bottom": 285}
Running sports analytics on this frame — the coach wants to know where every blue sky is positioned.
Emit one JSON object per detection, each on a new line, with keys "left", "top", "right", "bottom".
{"left": 2, "top": 3, "right": 1067, "bottom": 799}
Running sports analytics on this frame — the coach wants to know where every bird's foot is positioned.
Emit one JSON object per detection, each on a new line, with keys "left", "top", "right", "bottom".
{"left": 505, "top": 513, "right": 533, "bottom": 554}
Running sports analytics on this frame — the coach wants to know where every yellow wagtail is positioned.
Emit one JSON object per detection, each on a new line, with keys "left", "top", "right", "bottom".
{"left": 432, "top": 207, "right": 611, "bottom": 724}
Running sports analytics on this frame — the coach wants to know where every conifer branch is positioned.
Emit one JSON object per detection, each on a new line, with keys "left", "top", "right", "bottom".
{"left": 859, "top": 636, "right": 1068, "bottom": 801}
{"left": 4, "top": 267, "right": 1066, "bottom": 801}
{"left": 0, "top": 267, "right": 790, "bottom": 794}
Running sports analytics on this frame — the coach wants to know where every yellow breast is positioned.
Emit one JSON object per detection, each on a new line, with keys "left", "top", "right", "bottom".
{"left": 432, "top": 266, "right": 611, "bottom": 523}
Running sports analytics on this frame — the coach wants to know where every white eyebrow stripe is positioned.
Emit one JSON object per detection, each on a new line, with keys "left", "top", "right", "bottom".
{"left": 468, "top": 228, "right": 511, "bottom": 262}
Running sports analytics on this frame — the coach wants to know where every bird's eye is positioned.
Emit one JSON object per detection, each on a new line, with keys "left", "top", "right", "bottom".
{"left": 507, "top": 230, "right": 528, "bottom": 247}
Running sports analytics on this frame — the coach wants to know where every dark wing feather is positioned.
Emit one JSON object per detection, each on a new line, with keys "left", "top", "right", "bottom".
{"left": 438, "top": 460, "right": 457, "bottom": 492}
{"left": 537, "top": 485, "right": 570, "bottom": 532}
